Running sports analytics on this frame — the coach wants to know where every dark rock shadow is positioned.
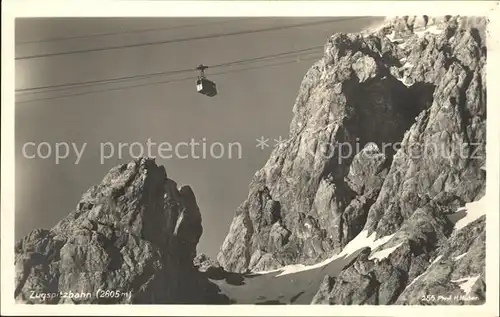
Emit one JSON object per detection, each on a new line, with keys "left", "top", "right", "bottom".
{"left": 189, "top": 272, "right": 233, "bottom": 304}
{"left": 290, "top": 291, "right": 305, "bottom": 303}
{"left": 203, "top": 267, "right": 227, "bottom": 280}
{"left": 243, "top": 271, "right": 283, "bottom": 279}
{"left": 224, "top": 272, "right": 246, "bottom": 286}
{"left": 255, "top": 299, "right": 286, "bottom": 305}
{"left": 205, "top": 269, "right": 247, "bottom": 286}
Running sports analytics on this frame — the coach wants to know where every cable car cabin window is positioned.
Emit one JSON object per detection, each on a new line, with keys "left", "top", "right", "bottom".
{"left": 196, "top": 78, "right": 217, "bottom": 97}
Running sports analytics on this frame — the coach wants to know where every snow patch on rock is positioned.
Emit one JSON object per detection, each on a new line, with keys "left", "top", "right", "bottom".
{"left": 452, "top": 275, "right": 481, "bottom": 295}
{"left": 369, "top": 242, "right": 404, "bottom": 261}
{"left": 448, "top": 198, "right": 486, "bottom": 231}
{"left": 453, "top": 253, "right": 467, "bottom": 261}
{"left": 254, "top": 230, "right": 395, "bottom": 277}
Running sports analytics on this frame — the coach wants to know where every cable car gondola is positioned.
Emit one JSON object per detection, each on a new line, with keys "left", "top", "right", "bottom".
{"left": 196, "top": 64, "right": 217, "bottom": 97}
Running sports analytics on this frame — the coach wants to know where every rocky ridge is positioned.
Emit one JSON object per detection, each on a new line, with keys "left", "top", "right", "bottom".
{"left": 217, "top": 15, "right": 487, "bottom": 304}
{"left": 15, "top": 158, "right": 229, "bottom": 304}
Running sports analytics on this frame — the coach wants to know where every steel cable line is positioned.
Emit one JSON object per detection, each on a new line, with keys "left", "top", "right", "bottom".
{"left": 15, "top": 17, "right": 365, "bottom": 60}
{"left": 208, "top": 45, "right": 324, "bottom": 68}
{"left": 16, "top": 45, "right": 324, "bottom": 94}
{"left": 15, "top": 67, "right": 195, "bottom": 94}
{"left": 16, "top": 54, "right": 322, "bottom": 104}
{"left": 16, "top": 18, "right": 254, "bottom": 45}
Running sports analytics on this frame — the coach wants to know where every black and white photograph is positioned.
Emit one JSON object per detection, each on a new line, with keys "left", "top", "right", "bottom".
{"left": 2, "top": 1, "right": 499, "bottom": 316}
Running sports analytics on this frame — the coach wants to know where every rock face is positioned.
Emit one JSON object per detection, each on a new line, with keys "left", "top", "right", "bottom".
{"left": 15, "top": 157, "right": 228, "bottom": 304}
{"left": 395, "top": 215, "right": 486, "bottom": 305}
{"left": 217, "top": 16, "right": 487, "bottom": 305}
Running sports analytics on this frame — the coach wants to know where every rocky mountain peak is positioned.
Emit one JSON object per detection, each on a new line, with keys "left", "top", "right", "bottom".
{"left": 15, "top": 157, "right": 227, "bottom": 304}
{"left": 217, "top": 16, "right": 487, "bottom": 307}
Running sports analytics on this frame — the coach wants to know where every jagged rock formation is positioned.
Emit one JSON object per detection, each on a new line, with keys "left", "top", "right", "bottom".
{"left": 193, "top": 253, "right": 226, "bottom": 279}
{"left": 218, "top": 15, "right": 487, "bottom": 305}
{"left": 396, "top": 214, "right": 486, "bottom": 304}
{"left": 15, "top": 158, "right": 229, "bottom": 304}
